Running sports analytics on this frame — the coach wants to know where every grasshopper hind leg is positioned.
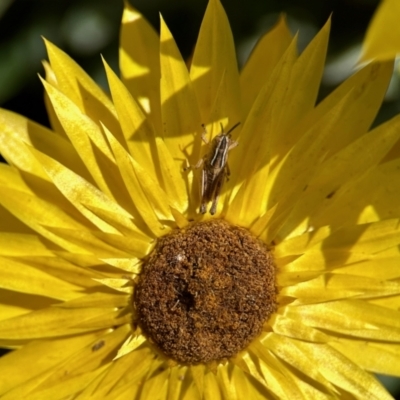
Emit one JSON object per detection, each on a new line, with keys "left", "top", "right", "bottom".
{"left": 200, "top": 169, "right": 208, "bottom": 214}
{"left": 210, "top": 172, "right": 226, "bottom": 215}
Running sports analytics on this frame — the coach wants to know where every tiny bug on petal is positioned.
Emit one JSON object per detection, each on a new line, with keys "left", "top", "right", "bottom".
{"left": 186, "top": 122, "right": 239, "bottom": 215}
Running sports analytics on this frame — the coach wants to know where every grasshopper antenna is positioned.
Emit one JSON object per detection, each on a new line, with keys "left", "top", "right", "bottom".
{"left": 225, "top": 122, "right": 241, "bottom": 136}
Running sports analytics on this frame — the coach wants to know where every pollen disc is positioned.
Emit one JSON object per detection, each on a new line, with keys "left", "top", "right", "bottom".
{"left": 134, "top": 219, "right": 277, "bottom": 364}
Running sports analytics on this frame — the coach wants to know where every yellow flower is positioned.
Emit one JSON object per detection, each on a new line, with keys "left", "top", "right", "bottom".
{"left": 361, "top": 0, "right": 400, "bottom": 62}
{"left": 1, "top": 0, "right": 400, "bottom": 399}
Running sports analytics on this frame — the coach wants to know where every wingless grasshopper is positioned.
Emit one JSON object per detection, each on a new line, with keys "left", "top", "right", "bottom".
{"left": 187, "top": 122, "right": 240, "bottom": 215}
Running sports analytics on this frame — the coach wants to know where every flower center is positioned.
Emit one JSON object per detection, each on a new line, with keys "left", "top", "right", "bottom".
{"left": 134, "top": 219, "right": 277, "bottom": 364}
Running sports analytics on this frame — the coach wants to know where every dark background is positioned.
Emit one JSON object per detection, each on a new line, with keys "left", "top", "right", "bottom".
{"left": 0, "top": 0, "right": 400, "bottom": 397}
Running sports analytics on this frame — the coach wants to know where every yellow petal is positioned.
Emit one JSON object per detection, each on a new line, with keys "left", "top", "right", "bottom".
{"left": 261, "top": 334, "right": 336, "bottom": 394}
{"left": 56, "top": 292, "right": 129, "bottom": 309}
{"left": 190, "top": 0, "right": 241, "bottom": 125}
{"left": 155, "top": 136, "right": 189, "bottom": 214}
{"left": 273, "top": 18, "right": 331, "bottom": 155}
{"left": 0, "top": 304, "right": 129, "bottom": 341}
{"left": 281, "top": 273, "right": 400, "bottom": 305}
{"left": 64, "top": 308, "right": 131, "bottom": 331}
{"left": 190, "top": 364, "right": 206, "bottom": 398}
{"left": 159, "top": 15, "right": 203, "bottom": 165}
{"left": 247, "top": 203, "right": 277, "bottom": 241}
{"left": 242, "top": 345, "right": 307, "bottom": 399}
{"left": 267, "top": 93, "right": 351, "bottom": 238}
{"left": 302, "top": 61, "right": 394, "bottom": 157}
{"left": 325, "top": 218, "right": 400, "bottom": 255}
{"left": 44, "top": 39, "right": 121, "bottom": 136}
{"left": 0, "top": 330, "right": 108, "bottom": 395}
{"left": 204, "top": 369, "right": 222, "bottom": 400}
{"left": 312, "top": 157, "right": 400, "bottom": 229}
{"left": 29, "top": 146, "right": 139, "bottom": 235}
{"left": 47, "top": 227, "right": 149, "bottom": 259}
{"left": 103, "top": 123, "right": 174, "bottom": 226}
{"left": 274, "top": 225, "right": 331, "bottom": 257}
{"left": 16, "top": 368, "right": 108, "bottom": 400}
{"left": 167, "top": 366, "right": 190, "bottom": 400}
{"left": 240, "top": 15, "right": 293, "bottom": 117}
{"left": 40, "top": 78, "right": 131, "bottom": 200}
{"left": 285, "top": 299, "right": 400, "bottom": 341}
{"left": 279, "top": 113, "right": 400, "bottom": 238}
{"left": 120, "top": 2, "right": 162, "bottom": 131}
{"left": 102, "top": 59, "right": 158, "bottom": 178}
{"left": 360, "top": 0, "right": 400, "bottom": 62}
{"left": 170, "top": 207, "right": 190, "bottom": 229}
{"left": 0, "top": 187, "right": 92, "bottom": 253}
{"left": 331, "top": 339, "right": 400, "bottom": 376}
{"left": 0, "top": 233, "right": 55, "bottom": 257}
{"left": 7, "top": 326, "right": 129, "bottom": 400}
{"left": 270, "top": 314, "right": 330, "bottom": 343}
{"left": 0, "top": 256, "right": 81, "bottom": 301}
{"left": 0, "top": 109, "right": 89, "bottom": 182}
{"left": 114, "top": 333, "right": 146, "bottom": 359}
{"left": 0, "top": 290, "right": 55, "bottom": 323}
{"left": 339, "top": 247, "right": 400, "bottom": 280}
{"left": 101, "top": 257, "right": 142, "bottom": 274}
{"left": 78, "top": 345, "right": 154, "bottom": 398}
{"left": 0, "top": 200, "right": 33, "bottom": 234}
{"left": 228, "top": 37, "right": 298, "bottom": 194}
{"left": 93, "top": 278, "right": 132, "bottom": 294}
{"left": 288, "top": 340, "right": 393, "bottom": 399}
{"left": 42, "top": 60, "right": 66, "bottom": 137}
{"left": 217, "top": 364, "right": 237, "bottom": 400}
{"left": 140, "top": 365, "right": 169, "bottom": 399}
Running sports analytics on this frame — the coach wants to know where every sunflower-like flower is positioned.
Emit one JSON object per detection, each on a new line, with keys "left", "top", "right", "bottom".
{"left": 1, "top": 0, "right": 400, "bottom": 399}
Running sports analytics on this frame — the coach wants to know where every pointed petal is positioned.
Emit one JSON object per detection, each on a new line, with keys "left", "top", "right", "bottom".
{"left": 285, "top": 299, "right": 400, "bottom": 342}
{"left": 155, "top": 136, "right": 189, "bottom": 214}
{"left": 40, "top": 78, "right": 124, "bottom": 198}
{"left": 204, "top": 369, "right": 223, "bottom": 400}
{"left": 103, "top": 123, "right": 174, "bottom": 226}
{"left": 167, "top": 366, "right": 190, "bottom": 400}
{"left": 0, "top": 186, "right": 92, "bottom": 253}
{"left": 102, "top": 58, "right": 158, "bottom": 179}
{"left": 228, "top": 38, "right": 298, "bottom": 192}
{"left": 78, "top": 345, "right": 154, "bottom": 398}
{"left": 0, "top": 256, "right": 81, "bottom": 301}
{"left": 0, "top": 109, "right": 90, "bottom": 182}
{"left": 282, "top": 273, "right": 400, "bottom": 305}
{"left": 360, "top": 0, "right": 400, "bottom": 62}
{"left": 28, "top": 146, "right": 138, "bottom": 235}
{"left": 42, "top": 60, "right": 67, "bottom": 137}
{"left": 292, "top": 340, "right": 393, "bottom": 399}
{"left": 240, "top": 15, "right": 293, "bottom": 117}
{"left": 120, "top": 2, "right": 162, "bottom": 131}
{"left": 140, "top": 367, "right": 169, "bottom": 399}
{"left": 332, "top": 339, "right": 400, "bottom": 376}
{"left": 303, "top": 61, "right": 393, "bottom": 157}
{"left": 114, "top": 334, "right": 146, "bottom": 359}
{"left": 190, "top": 364, "right": 206, "bottom": 398}
{"left": 274, "top": 19, "right": 330, "bottom": 155}
{"left": 44, "top": 39, "right": 121, "bottom": 136}
{"left": 190, "top": 0, "right": 241, "bottom": 125}
{"left": 0, "top": 331, "right": 107, "bottom": 395}
{"left": 159, "top": 15, "right": 203, "bottom": 165}
{"left": 278, "top": 106, "right": 400, "bottom": 239}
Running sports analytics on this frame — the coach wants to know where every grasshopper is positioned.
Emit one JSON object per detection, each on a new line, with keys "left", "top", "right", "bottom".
{"left": 188, "top": 122, "right": 240, "bottom": 215}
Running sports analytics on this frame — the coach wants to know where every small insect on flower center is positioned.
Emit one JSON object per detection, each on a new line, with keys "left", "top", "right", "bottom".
{"left": 133, "top": 220, "right": 277, "bottom": 365}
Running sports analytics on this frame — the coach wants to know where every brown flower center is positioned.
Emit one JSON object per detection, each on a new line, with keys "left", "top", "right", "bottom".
{"left": 134, "top": 219, "right": 277, "bottom": 364}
